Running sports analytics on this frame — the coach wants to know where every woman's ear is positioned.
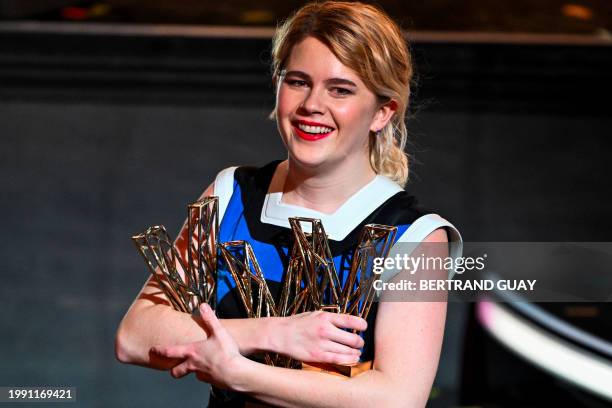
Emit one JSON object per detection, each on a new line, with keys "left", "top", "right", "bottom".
{"left": 370, "top": 99, "right": 397, "bottom": 132}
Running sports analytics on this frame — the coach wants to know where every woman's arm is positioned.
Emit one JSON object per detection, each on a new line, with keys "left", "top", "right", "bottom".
{"left": 115, "top": 183, "right": 366, "bottom": 370}
{"left": 115, "top": 279, "right": 365, "bottom": 370}
{"left": 156, "top": 228, "right": 449, "bottom": 407}
{"left": 114, "top": 183, "right": 271, "bottom": 369}
{"left": 115, "top": 274, "right": 281, "bottom": 369}
{"left": 235, "top": 303, "right": 446, "bottom": 407}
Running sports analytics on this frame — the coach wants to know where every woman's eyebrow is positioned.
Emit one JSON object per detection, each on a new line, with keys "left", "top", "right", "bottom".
{"left": 283, "top": 70, "right": 310, "bottom": 79}
{"left": 283, "top": 70, "right": 357, "bottom": 87}
{"left": 325, "top": 78, "right": 357, "bottom": 87}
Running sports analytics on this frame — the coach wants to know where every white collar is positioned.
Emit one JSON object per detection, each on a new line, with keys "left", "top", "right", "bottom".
{"left": 260, "top": 166, "right": 403, "bottom": 241}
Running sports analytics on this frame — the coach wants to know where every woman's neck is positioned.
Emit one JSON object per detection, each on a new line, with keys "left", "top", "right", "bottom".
{"left": 279, "top": 158, "right": 377, "bottom": 214}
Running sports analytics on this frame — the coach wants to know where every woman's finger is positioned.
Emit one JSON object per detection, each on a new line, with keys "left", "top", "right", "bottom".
{"left": 151, "top": 343, "right": 190, "bottom": 359}
{"left": 171, "top": 360, "right": 193, "bottom": 378}
{"left": 318, "top": 350, "right": 361, "bottom": 366}
{"left": 326, "top": 327, "right": 365, "bottom": 349}
{"left": 330, "top": 313, "right": 368, "bottom": 332}
{"left": 321, "top": 340, "right": 363, "bottom": 356}
{"left": 199, "top": 303, "right": 228, "bottom": 340}
{"left": 199, "top": 304, "right": 222, "bottom": 329}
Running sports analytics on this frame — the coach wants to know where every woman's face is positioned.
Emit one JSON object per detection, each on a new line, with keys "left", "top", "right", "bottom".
{"left": 276, "top": 36, "right": 388, "bottom": 172}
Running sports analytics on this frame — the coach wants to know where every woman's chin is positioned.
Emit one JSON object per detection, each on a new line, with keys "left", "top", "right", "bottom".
{"left": 288, "top": 151, "right": 332, "bottom": 170}
{"left": 285, "top": 142, "right": 332, "bottom": 167}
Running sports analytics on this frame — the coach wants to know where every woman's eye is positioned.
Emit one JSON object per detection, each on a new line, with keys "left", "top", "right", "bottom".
{"left": 331, "top": 87, "right": 353, "bottom": 96}
{"left": 285, "top": 79, "right": 308, "bottom": 87}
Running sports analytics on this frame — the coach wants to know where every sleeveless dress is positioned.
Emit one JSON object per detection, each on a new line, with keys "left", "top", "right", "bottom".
{"left": 200, "top": 160, "right": 461, "bottom": 407}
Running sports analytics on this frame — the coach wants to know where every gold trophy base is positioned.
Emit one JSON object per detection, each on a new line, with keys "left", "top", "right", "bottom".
{"left": 301, "top": 360, "right": 373, "bottom": 377}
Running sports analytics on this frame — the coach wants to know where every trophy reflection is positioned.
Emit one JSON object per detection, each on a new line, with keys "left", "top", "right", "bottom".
{"left": 132, "top": 196, "right": 396, "bottom": 378}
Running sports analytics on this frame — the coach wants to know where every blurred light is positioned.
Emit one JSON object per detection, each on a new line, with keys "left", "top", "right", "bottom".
{"left": 62, "top": 7, "right": 88, "bottom": 21}
{"left": 562, "top": 4, "right": 594, "bottom": 20}
{"left": 240, "top": 10, "right": 275, "bottom": 24}
{"left": 595, "top": 28, "right": 612, "bottom": 39}
{"left": 89, "top": 4, "right": 111, "bottom": 18}
{"left": 477, "top": 301, "right": 612, "bottom": 402}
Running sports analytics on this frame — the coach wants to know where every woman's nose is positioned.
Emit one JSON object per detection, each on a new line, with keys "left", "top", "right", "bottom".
{"left": 300, "top": 88, "right": 325, "bottom": 114}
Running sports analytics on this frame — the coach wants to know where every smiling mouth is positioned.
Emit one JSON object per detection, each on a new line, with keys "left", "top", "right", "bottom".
{"left": 291, "top": 121, "right": 335, "bottom": 141}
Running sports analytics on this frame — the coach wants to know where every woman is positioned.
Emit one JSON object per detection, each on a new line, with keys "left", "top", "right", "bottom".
{"left": 116, "top": 2, "right": 461, "bottom": 407}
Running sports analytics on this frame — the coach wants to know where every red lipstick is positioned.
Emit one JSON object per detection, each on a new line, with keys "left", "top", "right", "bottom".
{"left": 291, "top": 120, "right": 335, "bottom": 141}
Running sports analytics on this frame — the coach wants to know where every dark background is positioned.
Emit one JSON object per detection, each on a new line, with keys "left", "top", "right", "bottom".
{"left": 1, "top": 0, "right": 611, "bottom": 34}
{"left": 1, "top": 4, "right": 612, "bottom": 407}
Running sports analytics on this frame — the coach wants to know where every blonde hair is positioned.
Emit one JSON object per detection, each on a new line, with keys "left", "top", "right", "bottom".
{"left": 271, "top": 1, "right": 412, "bottom": 186}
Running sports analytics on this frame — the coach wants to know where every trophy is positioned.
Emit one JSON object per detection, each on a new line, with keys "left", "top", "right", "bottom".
{"left": 132, "top": 225, "right": 194, "bottom": 313}
{"left": 132, "top": 196, "right": 219, "bottom": 313}
{"left": 132, "top": 196, "right": 397, "bottom": 378}
{"left": 291, "top": 219, "right": 397, "bottom": 377}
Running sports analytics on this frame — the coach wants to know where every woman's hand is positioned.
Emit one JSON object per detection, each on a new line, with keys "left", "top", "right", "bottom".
{"left": 151, "top": 303, "right": 247, "bottom": 390}
{"left": 273, "top": 310, "right": 367, "bottom": 365}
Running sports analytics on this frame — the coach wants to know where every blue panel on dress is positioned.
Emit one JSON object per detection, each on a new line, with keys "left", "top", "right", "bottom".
{"left": 216, "top": 179, "right": 411, "bottom": 308}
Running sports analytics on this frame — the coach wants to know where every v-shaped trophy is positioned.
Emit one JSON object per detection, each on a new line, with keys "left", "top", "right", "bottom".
{"left": 132, "top": 196, "right": 397, "bottom": 378}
